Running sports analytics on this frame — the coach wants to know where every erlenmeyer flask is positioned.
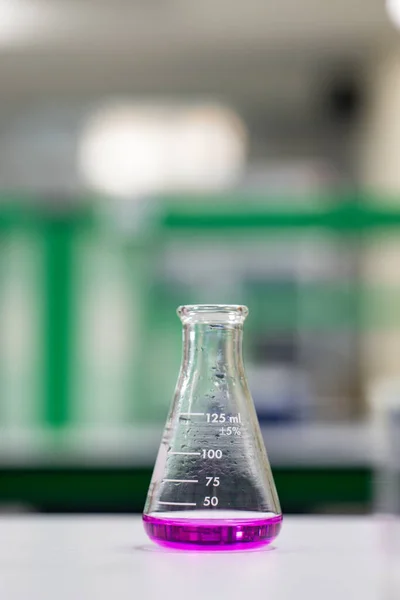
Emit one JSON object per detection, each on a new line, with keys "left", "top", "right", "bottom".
{"left": 143, "top": 304, "right": 282, "bottom": 550}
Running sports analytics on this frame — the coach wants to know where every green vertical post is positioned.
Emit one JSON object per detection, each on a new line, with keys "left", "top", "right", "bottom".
{"left": 43, "top": 210, "right": 74, "bottom": 429}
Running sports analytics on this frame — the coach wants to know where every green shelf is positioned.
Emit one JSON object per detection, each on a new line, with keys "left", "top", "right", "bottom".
{"left": 160, "top": 195, "right": 400, "bottom": 233}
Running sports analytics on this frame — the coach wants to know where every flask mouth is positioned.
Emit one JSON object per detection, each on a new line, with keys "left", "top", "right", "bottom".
{"left": 178, "top": 304, "right": 249, "bottom": 325}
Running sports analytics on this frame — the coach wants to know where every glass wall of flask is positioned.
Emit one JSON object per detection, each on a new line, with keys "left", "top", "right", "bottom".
{"left": 143, "top": 304, "right": 282, "bottom": 550}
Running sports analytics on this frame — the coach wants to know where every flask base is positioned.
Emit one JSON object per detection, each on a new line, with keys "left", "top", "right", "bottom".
{"left": 143, "top": 511, "right": 282, "bottom": 551}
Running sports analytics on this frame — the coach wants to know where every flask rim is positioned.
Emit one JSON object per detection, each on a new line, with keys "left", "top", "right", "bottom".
{"left": 177, "top": 304, "right": 249, "bottom": 324}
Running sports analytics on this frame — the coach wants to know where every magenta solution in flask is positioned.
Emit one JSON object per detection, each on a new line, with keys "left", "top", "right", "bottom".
{"left": 142, "top": 305, "right": 282, "bottom": 551}
{"left": 143, "top": 512, "right": 282, "bottom": 551}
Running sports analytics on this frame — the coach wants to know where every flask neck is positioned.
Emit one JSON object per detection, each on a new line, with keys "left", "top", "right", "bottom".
{"left": 181, "top": 323, "right": 244, "bottom": 378}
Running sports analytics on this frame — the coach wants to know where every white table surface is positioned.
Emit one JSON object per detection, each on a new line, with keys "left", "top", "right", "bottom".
{"left": 0, "top": 515, "right": 398, "bottom": 600}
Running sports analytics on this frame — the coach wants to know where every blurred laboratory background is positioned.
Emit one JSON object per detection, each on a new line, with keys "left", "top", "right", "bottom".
{"left": 0, "top": 0, "right": 400, "bottom": 516}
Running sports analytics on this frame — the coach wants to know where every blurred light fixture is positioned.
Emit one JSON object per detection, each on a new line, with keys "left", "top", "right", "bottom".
{"left": 0, "top": 0, "right": 42, "bottom": 43}
{"left": 0, "top": 1, "right": 25, "bottom": 42}
{"left": 79, "top": 105, "right": 170, "bottom": 198}
{"left": 173, "top": 105, "right": 246, "bottom": 192}
{"left": 387, "top": 0, "right": 400, "bottom": 29}
{"left": 79, "top": 102, "right": 246, "bottom": 198}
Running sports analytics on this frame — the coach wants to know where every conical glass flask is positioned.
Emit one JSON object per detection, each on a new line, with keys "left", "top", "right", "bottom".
{"left": 143, "top": 305, "right": 282, "bottom": 550}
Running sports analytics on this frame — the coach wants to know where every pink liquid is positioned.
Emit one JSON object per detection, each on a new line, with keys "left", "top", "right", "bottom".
{"left": 143, "top": 513, "right": 282, "bottom": 551}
